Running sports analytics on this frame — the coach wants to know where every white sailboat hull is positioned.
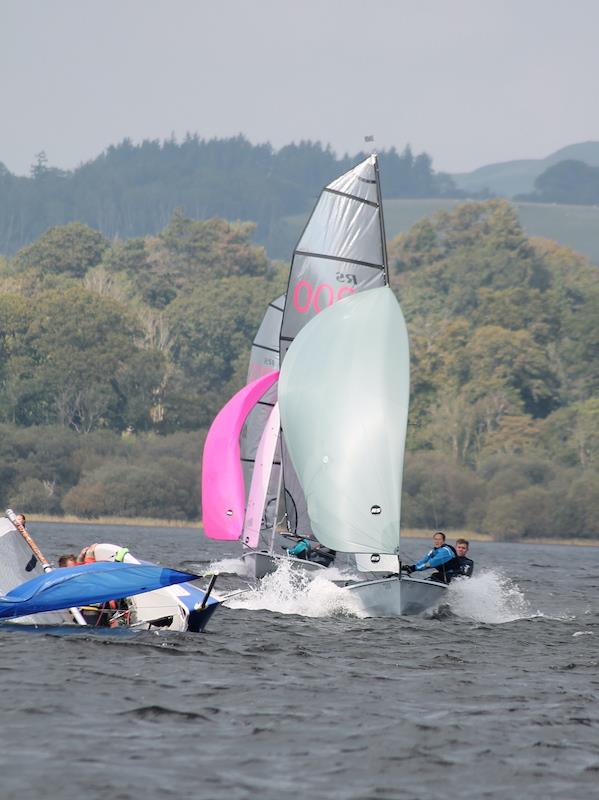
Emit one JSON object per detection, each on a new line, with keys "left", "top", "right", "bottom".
{"left": 240, "top": 550, "right": 327, "bottom": 579}
{"left": 344, "top": 575, "right": 447, "bottom": 617}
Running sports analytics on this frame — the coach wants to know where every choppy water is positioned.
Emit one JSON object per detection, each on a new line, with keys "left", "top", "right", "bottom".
{"left": 1, "top": 522, "right": 598, "bottom": 800}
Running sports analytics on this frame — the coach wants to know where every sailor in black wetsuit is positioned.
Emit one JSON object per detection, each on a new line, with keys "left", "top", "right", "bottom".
{"left": 453, "top": 538, "right": 474, "bottom": 578}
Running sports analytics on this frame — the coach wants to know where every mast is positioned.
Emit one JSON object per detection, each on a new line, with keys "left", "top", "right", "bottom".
{"left": 268, "top": 459, "right": 284, "bottom": 555}
{"left": 373, "top": 153, "right": 390, "bottom": 286}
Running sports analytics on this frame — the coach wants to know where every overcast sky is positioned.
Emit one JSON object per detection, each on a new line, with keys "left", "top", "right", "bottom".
{"left": 1, "top": 0, "right": 598, "bottom": 176}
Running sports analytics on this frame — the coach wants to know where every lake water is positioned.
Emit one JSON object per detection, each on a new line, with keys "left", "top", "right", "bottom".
{"left": 1, "top": 522, "right": 598, "bottom": 800}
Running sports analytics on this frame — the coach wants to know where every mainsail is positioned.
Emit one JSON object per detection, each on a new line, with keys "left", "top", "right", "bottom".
{"left": 278, "top": 287, "right": 410, "bottom": 554}
{"left": 202, "top": 370, "right": 279, "bottom": 540}
{"left": 279, "top": 154, "right": 389, "bottom": 539}
{"left": 0, "top": 517, "right": 71, "bottom": 625}
{"left": 240, "top": 295, "right": 284, "bottom": 542}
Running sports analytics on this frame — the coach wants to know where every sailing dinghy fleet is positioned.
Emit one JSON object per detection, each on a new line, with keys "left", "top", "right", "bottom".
{"left": 201, "top": 153, "right": 448, "bottom": 616}
{"left": 1, "top": 153, "right": 446, "bottom": 629}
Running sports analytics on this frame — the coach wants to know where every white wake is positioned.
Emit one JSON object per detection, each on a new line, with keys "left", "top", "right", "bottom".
{"left": 445, "top": 570, "right": 534, "bottom": 623}
{"left": 223, "top": 560, "right": 363, "bottom": 618}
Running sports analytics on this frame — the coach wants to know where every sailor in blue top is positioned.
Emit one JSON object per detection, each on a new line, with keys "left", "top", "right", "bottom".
{"left": 402, "top": 531, "right": 460, "bottom": 584}
{"left": 286, "top": 537, "right": 336, "bottom": 567}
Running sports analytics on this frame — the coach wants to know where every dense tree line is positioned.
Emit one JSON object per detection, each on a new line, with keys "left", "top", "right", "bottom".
{"left": 516, "top": 159, "right": 599, "bottom": 204}
{"left": 1, "top": 204, "right": 598, "bottom": 540}
{"left": 0, "top": 136, "right": 461, "bottom": 255}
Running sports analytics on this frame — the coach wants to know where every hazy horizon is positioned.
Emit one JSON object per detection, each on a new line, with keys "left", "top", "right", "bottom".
{"left": 2, "top": 0, "right": 598, "bottom": 177}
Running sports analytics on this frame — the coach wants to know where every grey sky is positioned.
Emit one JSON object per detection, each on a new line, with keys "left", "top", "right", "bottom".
{"left": 1, "top": 0, "right": 598, "bottom": 176}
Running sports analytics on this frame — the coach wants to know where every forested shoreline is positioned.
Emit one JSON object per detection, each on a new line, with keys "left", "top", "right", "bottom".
{"left": 0, "top": 136, "right": 461, "bottom": 256}
{"left": 1, "top": 199, "right": 598, "bottom": 541}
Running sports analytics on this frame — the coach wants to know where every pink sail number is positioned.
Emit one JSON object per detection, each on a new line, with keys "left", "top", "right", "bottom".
{"left": 293, "top": 280, "right": 356, "bottom": 314}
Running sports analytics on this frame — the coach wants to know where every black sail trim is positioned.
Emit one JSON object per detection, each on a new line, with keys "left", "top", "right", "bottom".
{"left": 294, "top": 250, "right": 384, "bottom": 271}
{"left": 241, "top": 458, "right": 281, "bottom": 466}
{"left": 323, "top": 187, "right": 378, "bottom": 208}
{"left": 252, "top": 343, "right": 279, "bottom": 355}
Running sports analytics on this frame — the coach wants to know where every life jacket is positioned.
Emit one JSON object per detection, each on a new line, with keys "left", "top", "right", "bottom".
{"left": 431, "top": 544, "right": 460, "bottom": 584}
{"left": 308, "top": 546, "right": 336, "bottom": 568}
{"left": 456, "top": 556, "right": 474, "bottom": 577}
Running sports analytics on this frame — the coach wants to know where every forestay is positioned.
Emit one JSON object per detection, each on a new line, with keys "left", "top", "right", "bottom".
{"left": 279, "top": 155, "right": 389, "bottom": 538}
{"left": 278, "top": 287, "right": 409, "bottom": 555}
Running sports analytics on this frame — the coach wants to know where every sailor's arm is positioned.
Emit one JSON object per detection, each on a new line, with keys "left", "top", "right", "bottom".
{"left": 417, "top": 545, "right": 454, "bottom": 570}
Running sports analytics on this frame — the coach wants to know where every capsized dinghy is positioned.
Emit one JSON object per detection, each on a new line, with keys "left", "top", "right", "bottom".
{"left": 92, "top": 543, "right": 219, "bottom": 632}
{"left": 0, "top": 561, "right": 203, "bottom": 623}
{"left": 0, "top": 515, "right": 218, "bottom": 631}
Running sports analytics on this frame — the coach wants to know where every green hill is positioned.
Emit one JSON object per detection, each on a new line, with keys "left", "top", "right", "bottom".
{"left": 277, "top": 198, "right": 599, "bottom": 265}
{"left": 451, "top": 141, "right": 599, "bottom": 197}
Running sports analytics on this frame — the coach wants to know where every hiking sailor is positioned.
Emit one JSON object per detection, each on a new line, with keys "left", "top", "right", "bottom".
{"left": 286, "top": 537, "right": 336, "bottom": 567}
{"left": 401, "top": 531, "right": 460, "bottom": 584}
{"left": 453, "top": 538, "right": 474, "bottom": 578}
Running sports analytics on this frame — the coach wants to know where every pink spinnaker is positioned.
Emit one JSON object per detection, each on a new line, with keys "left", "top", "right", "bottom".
{"left": 202, "top": 371, "right": 279, "bottom": 540}
{"left": 242, "top": 402, "right": 281, "bottom": 549}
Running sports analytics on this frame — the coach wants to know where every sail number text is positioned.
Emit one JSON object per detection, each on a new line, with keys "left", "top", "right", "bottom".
{"left": 293, "top": 278, "right": 357, "bottom": 314}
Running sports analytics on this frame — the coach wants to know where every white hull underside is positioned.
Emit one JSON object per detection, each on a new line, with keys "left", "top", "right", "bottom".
{"left": 345, "top": 575, "right": 447, "bottom": 617}
{"left": 241, "top": 550, "right": 327, "bottom": 579}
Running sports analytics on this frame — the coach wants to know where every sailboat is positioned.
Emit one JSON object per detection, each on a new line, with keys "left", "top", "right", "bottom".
{"left": 0, "top": 516, "right": 219, "bottom": 631}
{"left": 201, "top": 318, "right": 326, "bottom": 578}
{"left": 202, "top": 153, "right": 447, "bottom": 613}
{"left": 219, "top": 153, "right": 397, "bottom": 577}
{"left": 276, "top": 153, "right": 447, "bottom": 616}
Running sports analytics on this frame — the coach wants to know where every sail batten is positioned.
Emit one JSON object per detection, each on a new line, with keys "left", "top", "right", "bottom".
{"left": 294, "top": 250, "right": 384, "bottom": 270}
{"left": 323, "top": 187, "right": 379, "bottom": 208}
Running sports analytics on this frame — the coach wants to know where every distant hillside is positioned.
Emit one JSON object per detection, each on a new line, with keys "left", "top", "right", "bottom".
{"left": 451, "top": 141, "right": 599, "bottom": 198}
{"left": 0, "top": 136, "right": 458, "bottom": 255}
{"left": 276, "top": 198, "right": 599, "bottom": 265}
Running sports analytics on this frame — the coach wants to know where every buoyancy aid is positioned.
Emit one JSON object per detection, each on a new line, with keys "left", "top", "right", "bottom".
{"left": 430, "top": 544, "right": 460, "bottom": 584}
{"left": 456, "top": 555, "right": 474, "bottom": 577}
{"left": 308, "top": 546, "right": 336, "bottom": 567}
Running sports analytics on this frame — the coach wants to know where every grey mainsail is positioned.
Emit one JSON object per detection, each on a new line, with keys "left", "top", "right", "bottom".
{"left": 240, "top": 295, "right": 284, "bottom": 546}
{"left": 279, "top": 155, "right": 389, "bottom": 540}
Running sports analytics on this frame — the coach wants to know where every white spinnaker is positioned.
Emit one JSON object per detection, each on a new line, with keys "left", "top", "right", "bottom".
{"left": 279, "top": 287, "right": 409, "bottom": 555}
{"left": 242, "top": 403, "right": 281, "bottom": 550}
